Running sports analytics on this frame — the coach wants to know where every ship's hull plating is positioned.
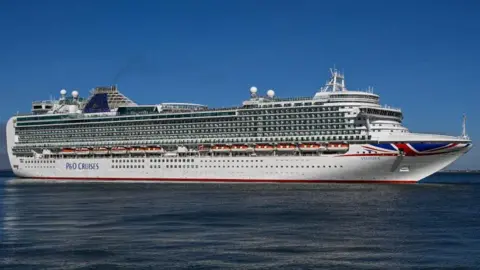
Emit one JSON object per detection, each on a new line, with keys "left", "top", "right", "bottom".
{"left": 8, "top": 149, "right": 470, "bottom": 184}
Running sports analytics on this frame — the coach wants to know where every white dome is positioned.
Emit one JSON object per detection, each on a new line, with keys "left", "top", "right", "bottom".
{"left": 68, "top": 105, "right": 78, "bottom": 113}
{"left": 267, "top": 89, "right": 275, "bottom": 98}
{"left": 60, "top": 89, "right": 67, "bottom": 95}
{"left": 250, "top": 86, "right": 258, "bottom": 94}
{"left": 72, "top": 90, "right": 79, "bottom": 98}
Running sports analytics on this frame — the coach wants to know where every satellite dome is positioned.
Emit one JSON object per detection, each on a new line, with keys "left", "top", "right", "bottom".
{"left": 250, "top": 86, "right": 258, "bottom": 94}
{"left": 267, "top": 89, "right": 275, "bottom": 98}
{"left": 72, "top": 90, "right": 79, "bottom": 98}
{"left": 60, "top": 89, "right": 67, "bottom": 95}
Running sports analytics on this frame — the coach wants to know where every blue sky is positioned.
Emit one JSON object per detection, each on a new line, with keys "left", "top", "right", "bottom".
{"left": 0, "top": 0, "right": 479, "bottom": 169}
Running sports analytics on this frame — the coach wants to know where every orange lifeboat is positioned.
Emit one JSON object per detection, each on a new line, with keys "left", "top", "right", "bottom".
{"left": 255, "top": 144, "right": 274, "bottom": 152}
{"left": 231, "top": 144, "right": 250, "bottom": 152}
{"left": 326, "top": 143, "right": 349, "bottom": 152}
{"left": 211, "top": 145, "right": 231, "bottom": 153}
{"left": 298, "top": 143, "right": 321, "bottom": 152}
{"left": 198, "top": 145, "right": 210, "bottom": 152}
{"left": 92, "top": 147, "right": 109, "bottom": 155}
{"left": 276, "top": 143, "right": 297, "bottom": 152}
{"left": 75, "top": 147, "right": 90, "bottom": 155}
{"left": 145, "top": 146, "right": 164, "bottom": 154}
{"left": 129, "top": 146, "right": 146, "bottom": 155}
{"left": 111, "top": 147, "right": 127, "bottom": 155}
{"left": 60, "top": 148, "right": 76, "bottom": 155}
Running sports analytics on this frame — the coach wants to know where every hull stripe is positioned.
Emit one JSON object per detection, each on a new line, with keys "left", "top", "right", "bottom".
{"left": 22, "top": 176, "right": 417, "bottom": 184}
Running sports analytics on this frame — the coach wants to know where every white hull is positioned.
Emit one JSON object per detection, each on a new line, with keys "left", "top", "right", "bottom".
{"left": 7, "top": 147, "right": 471, "bottom": 184}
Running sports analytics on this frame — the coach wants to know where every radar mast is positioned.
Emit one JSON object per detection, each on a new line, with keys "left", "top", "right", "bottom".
{"left": 320, "top": 68, "right": 347, "bottom": 92}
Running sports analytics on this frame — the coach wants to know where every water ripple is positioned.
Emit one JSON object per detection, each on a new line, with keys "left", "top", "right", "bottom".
{"left": 1, "top": 176, "right": 480, "bottom": 269}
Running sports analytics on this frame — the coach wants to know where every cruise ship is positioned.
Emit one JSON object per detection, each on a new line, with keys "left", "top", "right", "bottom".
{"left": 5, "top": 69, "right": 472, "bottom": 183}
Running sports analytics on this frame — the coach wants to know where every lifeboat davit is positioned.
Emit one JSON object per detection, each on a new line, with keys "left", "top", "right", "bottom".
{"left": 60, "top": 148, "right": 76, "bottom": 155}
{"left": 326, "top": 143, "right": 349, "bottom": 152}
{"left": 298, "top": 143, "right": 322, "bottom": 152}
{"left": 255, "top": 144, "right": 274, "bottom": 152}
{"left": 111, "top": 147, "right": 127, "bottom": 155}
{"left": 76, "top": 147, "right": 90, "bottom": 155}
{"left": 145, "top": 146, "right": 164, "bottom": 154}
{"left": 92, "top": 147, "right": 109, "bottom": 155}
{"left": 276, "top": 143, "right": 297, "bottom": 152}
{"left": 211, "top": 145, "right": 231, "bottom": 153}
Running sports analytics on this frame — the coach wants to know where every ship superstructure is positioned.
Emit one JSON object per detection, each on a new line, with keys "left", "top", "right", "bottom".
{"left": 5, "top": 69, "right": 472, "bottom": 183}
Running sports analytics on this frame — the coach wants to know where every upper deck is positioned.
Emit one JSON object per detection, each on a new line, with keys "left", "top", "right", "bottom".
{"left": 16, "top": 68, "right": 402, "bottom": 125}
{"left": 8, "top": 68, "right": 471, "bottom": 152}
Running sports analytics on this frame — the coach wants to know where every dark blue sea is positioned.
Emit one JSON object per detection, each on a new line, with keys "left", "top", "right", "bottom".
{"left": 1, "top": 173, "right": 480, "bottom": 269}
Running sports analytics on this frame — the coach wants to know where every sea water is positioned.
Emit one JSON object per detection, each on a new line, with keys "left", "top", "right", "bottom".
{"left": 0, "top": 173, "right": 479, "bottom": 269}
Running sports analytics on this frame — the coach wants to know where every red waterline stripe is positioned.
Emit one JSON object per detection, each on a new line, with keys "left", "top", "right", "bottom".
{"left": 24, "top": 176, "right": 417, "bottom": 184}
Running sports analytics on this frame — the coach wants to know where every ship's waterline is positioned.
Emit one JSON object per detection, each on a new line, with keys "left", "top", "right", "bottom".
{"left": 5, "top": 68, "right": 472, "bottom": 183}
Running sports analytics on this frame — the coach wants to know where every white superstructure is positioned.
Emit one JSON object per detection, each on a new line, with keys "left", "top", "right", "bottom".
{"left": 5, "top": 69, "right": 472, "bottom": 183}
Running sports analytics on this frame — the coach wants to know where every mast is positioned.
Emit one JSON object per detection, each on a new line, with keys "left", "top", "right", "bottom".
{"left": 462, "top": 114, "right": 469, "bottom": 139}
{"left": 321, "top": 68, "right": 347, "bottom": 92}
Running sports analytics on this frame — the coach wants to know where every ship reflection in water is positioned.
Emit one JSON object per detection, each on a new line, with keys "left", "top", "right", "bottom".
{"left": 1, "top": 176, "right": 480, "bottom": 269}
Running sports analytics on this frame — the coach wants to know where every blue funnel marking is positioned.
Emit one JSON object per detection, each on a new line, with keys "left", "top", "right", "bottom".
{"left": 83, "top": 93, "right": 110, "bottom": 113}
